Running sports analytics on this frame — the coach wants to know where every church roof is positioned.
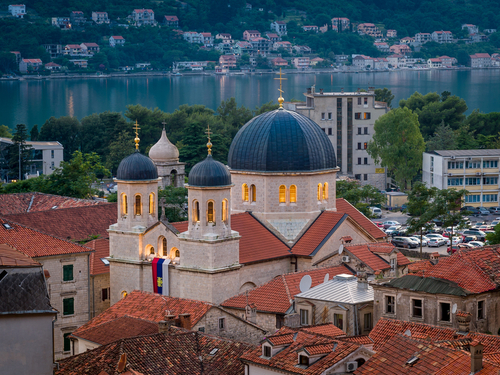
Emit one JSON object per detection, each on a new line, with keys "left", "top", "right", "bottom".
{"left": 148, "top": 128, "right": 179, "bottom": 162}
{"left": 188, "top": 155, "right": 232, "bottom": 187}
{"left": 117, "top": 151, "right": 158, "bottom": 181}
{"left": 228, "top": 109, "right": 337, "bottom": 172}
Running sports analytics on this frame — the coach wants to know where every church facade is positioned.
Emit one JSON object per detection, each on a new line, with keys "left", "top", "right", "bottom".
{"left": 108, "top": 107, "right": 387, "bottom": 305}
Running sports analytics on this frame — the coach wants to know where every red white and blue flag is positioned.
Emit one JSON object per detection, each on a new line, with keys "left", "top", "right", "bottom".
{"left": 152, "top": 258, "right": 170, "bottom": 295}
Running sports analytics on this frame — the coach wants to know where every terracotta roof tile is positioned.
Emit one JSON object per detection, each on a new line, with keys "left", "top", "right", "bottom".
{"left": 221, "top": 265, "right": 353, "bottom": 314}
{"left": 339, "top": 335, "right": 373, "bottom": 345}
{"left": 345, "top": 244, "right": 391, "bottom": 271}
{"left": 433, "top": 354, "right": 500, "bottom": 374}
{"left": 0, "top": 192, "right": 106, "bottom": 215}
{"left": 5, "top": 204, "right": 117, "bottom": 241}
{"left": 0, "top": 243, "right": 40, "bottom": 267}
{"left": 0, "top": 217, "right": 92, "bottom": 258}
{"left": 86, "top": 239, "right": 110, "bottom": 275}
{"left": 57, "top": 330, "right": 253, "bottom": 375}
{"left": 336, "top": 198, "right": 386, "bottom": 239}
{"left": 301, "top": 323, "right": 346, "bottom": 337}
{"left": 72, "top": 290, "right": 212, "bottom": 338}
{"left": 408, "top": 260, "right": 433, "bottom": 273}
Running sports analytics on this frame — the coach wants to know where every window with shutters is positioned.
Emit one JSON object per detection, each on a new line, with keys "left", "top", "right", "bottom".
{"left": 63, "top": 265, "right": 73, "bottom": 281}
{"left": 63, "top": 297, "right": 74, "bottom": 316}
{"left": 63, "top": 333, "right": 71, "bottom": 352}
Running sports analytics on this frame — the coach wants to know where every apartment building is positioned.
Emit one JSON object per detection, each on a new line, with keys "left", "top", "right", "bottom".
{"left": 423, "top": 150, "right": 500, "bottom": 207}
{"left": 92, "top": 12, "right": 109, "bottom": 24}
{"left": 357, "top": 23, "right": 383, "bottom": 38}
{"left": 414, "top": 32, "right": 432, "bottom": 44}
{"left": 130, "top": 9, "right": 156, "bottom": 26}
{"left": 8, "top": 4, "right": 25, "bottom": 18}
{"left": 270, "top": 20, "right": 287, "bottom": 36}
{"left": 470, "top": 53, "right": 491, "bottom": 68}
{"left": 332, "top": 17, "right": 350, "bottom": 32}
{"left": 286, "top": 87, "right": 389, "bottom": 189}
{"left": 431, "top": 30, "right": 453, "bottom": 43}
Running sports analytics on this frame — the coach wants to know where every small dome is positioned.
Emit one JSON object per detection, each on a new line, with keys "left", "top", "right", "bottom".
{"left": 228, "top": 109, "right": 336, "bottom": 172}
{"left": 148, "top": 128, "right": 179, "bottom": 162}
{"left": 117, "top": 151, "right": 158, "bottom": 181}
{"left": 188, "top": 155, "right": 231, "bottom": 187}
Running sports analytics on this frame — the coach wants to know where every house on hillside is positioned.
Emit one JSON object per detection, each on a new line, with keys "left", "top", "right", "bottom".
{"left": 51, "top": 17, "right": 71, "bottom": 29}
{"left": 431, "top": 30, "right": 453, "bottom": 43}
{"left": 219, "top": 55, "right": 237, "bottom": 68}
{"left": 70, "top": 11, "right": 86, "bottom": 27}
{"left": 45, "top": 62, "right": 62, "bottom": 71}
{"left": 243, "top": 29, "right": 261, "bottom": 41}
{"left": 18, "top": 58, "right": 42, "bottom": 73}
{"left": 302, "top": 25, "right": 319, "bottom": 33}
{"left": 357, "top": 23, "right": 382, "bottom": 38}
{"left": 415, "top": 32, "right": 432, "bottom": 44}
{"left": 462, "top": 24, "right": 479, "bottom": 35}
{"left": 389, "top": 44, "right": 411, "bottom": 54}
{"left": 91, "top": 12, "right": 109, "bottom": 24}
{"left": 130, "top": 9, "right": 156, "bottom": 26}
{"left": 109, "top": 35, "right": 125, "bottom": 47}
{"left": 8, "top": 4, "right": 25, "bottom": 18}
{"left": 292, "top": 57, "right": 310, "bottom": 69}
{"left": 271, "top": 57, "right": 288, "bottom": 67}
{"left": 163, "top": 15, "right": 178, "bottom": 27}
{"left": 332, "top": 17, "right": 350, "bottom": 32}
{"left": 80, "top": 42, "right": 99, "bottom": 55}
{"left": 386, "top": 29, "right": 397, "bottom": 38}
{"left": 270, "top": 20, "right": 287, "bottom": 36}
{"left": 373, "top": 42, "right": 389, "bottom": 53}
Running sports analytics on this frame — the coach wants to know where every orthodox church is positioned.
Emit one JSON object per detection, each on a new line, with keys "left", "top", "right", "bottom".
{"left": 108, "top": 97, "right": 386, "bottom": 306}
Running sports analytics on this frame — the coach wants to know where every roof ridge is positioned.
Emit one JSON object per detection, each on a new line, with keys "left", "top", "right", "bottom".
{"left": 247, "top": 212, "right": 292, "bottom": 250}
{"left": 4, "top": 201, "right": 114, "bottom": 217}
{"left": 282, "top": 274, "right": 292, "bottom": 305}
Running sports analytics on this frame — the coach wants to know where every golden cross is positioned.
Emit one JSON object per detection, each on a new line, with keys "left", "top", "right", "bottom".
{"left": 134, "top": 120, "right": 141, "bottom": 150}
{"left": 274, "top": 68, "right": 287, "bottom": 108}
{"left": 205, "top": 124, "right": 212, "bottom": 155}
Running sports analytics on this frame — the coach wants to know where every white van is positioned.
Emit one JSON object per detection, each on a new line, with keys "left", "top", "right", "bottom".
{"left": 369, "top": 207, "right": 382, "bottom": 218}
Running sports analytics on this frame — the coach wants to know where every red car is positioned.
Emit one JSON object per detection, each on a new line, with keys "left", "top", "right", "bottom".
{"left": 447, "top": 243, "right": 473, "bottom": 254}
{"left": 373, "top": 221, "right": 385, "bottom": 228}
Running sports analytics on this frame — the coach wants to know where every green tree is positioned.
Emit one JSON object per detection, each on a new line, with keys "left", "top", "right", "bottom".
{"left": 426, "top": 122, "right": 456, "bottom": 151}
{"left": 0, "top": 125, "right": 12, "bottom": 138}
{"left": 216, "top": 97, "right": 253, "bottom": 139}
{"left": 486, "top": 223, "right": 500, "bottom": 245}
{"left": 454, "top": 124, "right": 479, "bottom": 150}
{"left": 336, "top": 180, "right": 384, "bottom": 217}
{"left": 30, "top": 124, "right": 39, "bottom": 141}
{"left": 374, "top": 88, "right": 394, "bottom": 108}
{"left": 9, "top": 124, "right": 33, "bottom": 180}
{"left": 367, "top": 107, "right": 425, "bottom": 190}
{"left": 39, "top": 116, "right": 82, "bottom": 160}
{"left": 106, "top": 130, "right": 136, "bottom": 174}
{"left": 158, "top": 185, "right": 188, "bottom": 222}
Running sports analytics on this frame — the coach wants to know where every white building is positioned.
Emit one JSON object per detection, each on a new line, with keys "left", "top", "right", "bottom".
{"left": 183, "top": 31, "right": 202, "bottom": 44}
{"left": 462, "top": 24, "right": 479, "bottom": 35}
{"left": 423, "top": 149, "right": 500, "bottom": 208}
{"left": 431, "top": 30, "right": 453, "bottom": 43}
{"left": 109, "top": 35, "right": 125, "bottom": 47}
{"left": 92, "top": 11, "right": 109, "bottom": 24}
{"left": 8, "top": 4, "right": 25, "bottom": 18}
{"left": 130, "top": 9, "right": 156, "bottom": 26}
{"left": 270, "top": 20, "right": 287, "bottom": 36}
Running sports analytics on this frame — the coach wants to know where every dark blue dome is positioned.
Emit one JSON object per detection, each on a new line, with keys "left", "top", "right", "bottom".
{"left": 188, "top": 155, "right": 232, "bottom": 187}
{"left": 116, "top": 151, "right": 158, "bottom": 181}
{"left": 228, "top": 109, "right": 336, "bottom": 172}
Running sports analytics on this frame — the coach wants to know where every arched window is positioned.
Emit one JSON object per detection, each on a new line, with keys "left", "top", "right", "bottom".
{"left": 161, "top": 237, "right": 167, "bottom": 256}
{"left": 251, "top": 184, "right": 256, "bottom": 202}
{"left": 170, "top": 247, "right": 180, "bottom": 259}
{"left": 207, "top": 201, "right": 215, "bottom": 223}
{"left": 149, "top": 246, "right": 155, "bottom": 255}
{"left": 121, "top": 291, "right": 128, "bottom": 299}
{"left": 279, "top": 185, "right": 286, "bottom": 203}
{"left": 175, "top": 249, "right": 180, "bottom": 258}
{"left": 317, "top": 183, "right": 322, "bottom": 201}
{"left": 290, "top": 185, "right": 297, "bottom": 203}
{"left": 149, "top": 193, "right": 155, "bottom": 214}
{"left": 193, "top": 200, "right": 200, "bottom": 223}
{"left": 242, "top": 184, "right": 249, "bottom": 202}
{"left": 323, "top": 182, "right": 329, "bottom": 200}
{"left": 121, "top": 193, "right": 128, "bottom": 215}
{"left": 222, "top": 199, "right": 228, "bottom": 222}
{"left": 134, "top": 194, "right": 142, "bottom": 215}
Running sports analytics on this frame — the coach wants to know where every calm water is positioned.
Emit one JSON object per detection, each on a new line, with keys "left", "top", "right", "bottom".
{"left": 2, "top": 69, "right": 500, "bottom": 129}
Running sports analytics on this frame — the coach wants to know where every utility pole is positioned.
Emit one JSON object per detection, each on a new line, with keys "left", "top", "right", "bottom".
{"left": 18, "top": 143, "right": 21, "bottom": 180}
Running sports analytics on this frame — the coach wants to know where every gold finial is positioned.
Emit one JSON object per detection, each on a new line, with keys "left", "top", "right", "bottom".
{"left": 274, "top": 68, "right": 287, "bottom": 109}
{"left": 134, "top": 120, "right": 140, "bottom": 150}
{"left": 205, "top": 124, "right": 212, "bottom": 155}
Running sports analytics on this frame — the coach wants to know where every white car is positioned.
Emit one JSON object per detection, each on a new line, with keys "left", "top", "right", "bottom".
{"left": 369, "top": 207, "right": 383, "bottom": 218}
{"left": 445, "top": 236, "right": 462, "bottom": 246}
{"left": 383, "top": 220, "right": 401, "bottom": 229}
{"left": 385, "top": 225, "right": 401, "bottom": 235}
{"left": 468, "top": 241, "right": 485, "bottom": 247}
{"left": 408, "top": 236, "right": 428, "bottom": 247}
{"left": 428, "top": 237, "right": 446, "bottom": 247}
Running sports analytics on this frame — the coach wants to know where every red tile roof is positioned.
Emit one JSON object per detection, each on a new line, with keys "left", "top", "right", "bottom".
{"left": 58, "top": 330, "right": 253, "bottom": 375}
{"left": 340, "top": 335, "right": 373, "bottom": 346}
{"left": 408, "top": 260, "right": 433, "bottom": 273}
{"left": 344, "top": 243, "right": 411, "bottom": 271}
{"left": 221, "top": 265, "right": 354, "bottom": 314}
{"left": 0, "top": 192, "right": 107, "bottom": 215}
{"left": 0, "top": 243, "right": 40, "bottom": 267}
{"left": 301, "top": 323, "right": 346, "bottom": 337}
{"left": 241, "top": 329, "right": 360, "bottom": 374}
{"left": 0, "top": 217, "right": 92, "bottom": 258}
{"left": 336, "top": 198, "right": 387, "bottom": 239}
{"left": 86, "top": 239, "right": 110, "bottom": 275}
{"left": 412, "top": 246, "right": 500, "bottom": 293}
{"left": 292, "top": 212, "right": 346, "bottom": 256}
{"left": 72, "top": 290, "right": 212, "bottom": 338}
{"left": 5, "top": 203, "right": 117, "bottom": 241}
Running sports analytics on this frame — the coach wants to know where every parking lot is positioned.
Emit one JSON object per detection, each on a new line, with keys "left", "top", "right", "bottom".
{"left": 373, "top": 209, "right": 497, "bottom": 256}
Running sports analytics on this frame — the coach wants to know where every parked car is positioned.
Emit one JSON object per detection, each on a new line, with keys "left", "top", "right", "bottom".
{"left": 369, "top": 207, "right": 383, "bottom": 218}
{"left": 478, "top": 225, "right": 492, "bottom": 231}
{"left": 373, "top": 221, "right": 385, "bottom": 228}
{"left": 447, "top": 243, "right": 473, "bottom": 254}
{"left": 489, "top": 207, "right": 500, "bottom": 214}
{"left": 383, "top": 220, "right": 401, "bottom": 229}
{"left": 468, "top": 241, "right": 485, "bottom": 247}
{"left": 408, "top": 236, "right": 428, "bottom": 247}
{"left": 461, "top": 206, "right": 480, "bottom": 216}
{"left": 462, "top": 235, "right": 478, "bottom": 243}
{"left": 462, "top": 229, "right": 486, "bottom": 241}
{"left": 491, "top": 220, "right": 500, "bottom": 227}
{"left": 392, "top": 236, "right": 418, "bottom": 249}
{"left": 428, "top": 237, "right": 446, "bottom": 247}
{"left": 385, "top": 225, "right": 402, "bottom": 235}
{"left": 479, "top": 207, "right": 490, "bottom": 216}
{"left": 445, "top": 236, "right": 462, "bottom": 246}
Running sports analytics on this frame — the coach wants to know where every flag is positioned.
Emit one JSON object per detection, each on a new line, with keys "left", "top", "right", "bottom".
{"left": 152, "top": 258, "right": 165, "bottom": 294}
{"left": 162, "top": 258, "right": 171, "bottom": 296}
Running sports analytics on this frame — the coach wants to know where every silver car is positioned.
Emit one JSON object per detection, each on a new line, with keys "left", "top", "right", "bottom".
{"left": 408, "top": 236, "right": 428, "bottom": 247}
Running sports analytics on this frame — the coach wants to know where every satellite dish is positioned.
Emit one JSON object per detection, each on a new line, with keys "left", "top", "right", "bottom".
{"left": 404, "top": 329, "right": 411, "bottom": 337}
{"left": 452, "top": 304, "right": 457, "bottom": 314}
{"left": 299, "top": 275, "right": 312, "bottom": 293}
{"left": 338, "top": 244, "right": 344, "bottom": 255}
{"left": 323, "top": 273, "right": 330, "bottom": 283}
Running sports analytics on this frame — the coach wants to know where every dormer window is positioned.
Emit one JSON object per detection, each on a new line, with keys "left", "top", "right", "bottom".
{"left": 263, "top": 345, "right": 272, "bottom": 358}
{"left": 299, "top": 355, "right": 309, "bottom": 366}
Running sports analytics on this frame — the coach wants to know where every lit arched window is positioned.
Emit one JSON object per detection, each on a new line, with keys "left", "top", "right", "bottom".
{"left": 207, "top": 201, "right": 215, "bottom": 223}
{"left": 170, "top": 247, "right": 180, "bottom": 258}
{"left": 290, "top": 185, "right": 297, "bottom": 203}
{"left": 162, "top": 237, "right": 167, "bottom": 256}
{"left": 149, "top": 193, "right": 155, "bottom": 214}
{"left": 149, "top": 246, "right": 155, "bottom": 255}
{"left": 134, "top": 194, "right": 142, "bottom": 215}
{"left": 193, "top": 200, "right": 200, "bottom": 222}
{"left": 121, "top": 291, "right": 128, "bottom": 299}
{"left": 251, "top": 184, "right": 256, "bottom": 202}
{"left": 242, "top": 184, "right": 249, "bottom": 202}
{"left": 222, "top": 199, "right": 228, "bottom": 222}
{"left": 175, "top": 249, "right": 180, "bottom": 258}
{"left": 121, "top": 193, "right": 128, "bottom": 215}
{"left": 279, "top": 185, "right": 286, "bottom": 203}
{"left": 317, "top": 183, "right": 322, "bottom": 201}
{"left": 323, "top": 182, "right": 329, "bottom": 200}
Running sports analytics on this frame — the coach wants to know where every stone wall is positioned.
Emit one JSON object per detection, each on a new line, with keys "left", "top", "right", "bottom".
{"left": 90, "top": 273, "right": 110, "bottom": 318}
{"left": 109, "top": 260, "right": 153, "bottom": 305}
{"left": 222, "top": 307, "right": 281, "bottom": 334}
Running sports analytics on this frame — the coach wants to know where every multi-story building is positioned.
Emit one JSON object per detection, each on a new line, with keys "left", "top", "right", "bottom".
{"left": 414, "top": 32, "right": 432, "bottom": 44}
{"left": 352, "top": 55, "right": 374, "bottom": 69}
{"left": 64, "top": 44, "right": 83, "bottom": 56}
{"left": 233, "top": 41, "right": 253, "bottom": 56}
{"left": 43, "top": 44, "right": 63, "bottom": 59}
{"left": 470, "top": 53, "right": 491, "bottom": 68}
{"left": 51, "top": 17, "right": 71, "bottom": 30}
{"left": 373, "top": 42, "right": 389, "bottom": 53}
{"left": 389, "top": 44, "right": 411, "bottom": 55}
{"left": 462, "top": 24, "right": 479, "bottom": 35}
{"left": 431, "top": 30, "right": 453, "bottom": 43}
{"left": 273, "top": 41, "right": 292, "bottom": 53}
{"left": 427, "top": 58, "right": 442, "bottom": 68}
{"left": 302, "top": 25, "right": 318, "bottom": 33}
{"left": 287, "top": 87, "right": 389, "bottom": 189}
{"left": 8, "top": 4, "right": 25, "bottom": 18}
{"left": 163, "top": 15, "right": 178, "bottom": 28}
{"left": 130, "top": 9, "right": 156, "bottom": 26}
{"left": 423, "top": 149, "right": 500, "bottom": 207}
{"left": 91, "top": 11, "right": 109, "bottom": 24}
{"left": 18, "top": 58, "right": 42, "bottom": 73}
{"left": 80, "top": 42, "right": 100, "bottom": 55}
{"left": 357, "top": 23, "right": 382, "bottom": 38}
{"left": 270, "top": 20, "right": 287, "bottom": 36}
{"left": 200, "top": 32, "right": 214, "bottom": 47}
{"left": 291, "top": 57, "right": 310, "bottom": 70}
{"left": 386, "top": 29, "right": 397, "bottom": 38}
{"left": 109, "top": 35, "right": 125, "bottom": 47}
{"left": 183, "top": 31, "right": 202, "bottom": 44}
{"left": 216, "top": 33, "right": 232, "bottom": 43}
{"left": 70, "top": 11, "right": 86, "bottom": 27}
{"left": 249, "top": 37, "right": 272, "bottom": 56}
{"left": 243, "top": 29, "right": 260, "bottom": 41}
{"left": 332, "top": 17, "right": 350, "bottom": 32}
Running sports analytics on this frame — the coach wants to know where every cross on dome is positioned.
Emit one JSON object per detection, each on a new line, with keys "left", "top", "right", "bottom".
{"left": 274, "top": 68, "right": 287, "bottom": 109}
{"left": 205, "top": 124, "right": 213, "bottom": 155}
{"left": 134, "top": 120, "right": 141, "bottom": 150}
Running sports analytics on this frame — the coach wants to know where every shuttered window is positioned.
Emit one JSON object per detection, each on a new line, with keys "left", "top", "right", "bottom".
{"left": 63, "top": 298, "right": 74, "bottom": 315}
{"left": 63, "top": 265, "right": 73, "bottom": 281}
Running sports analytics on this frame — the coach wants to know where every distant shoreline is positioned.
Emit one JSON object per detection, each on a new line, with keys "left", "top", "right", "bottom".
{"left": 2, "top": 66, "right": 497, "bottom": 82}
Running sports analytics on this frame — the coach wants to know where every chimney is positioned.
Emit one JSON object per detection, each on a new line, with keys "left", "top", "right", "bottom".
{"left": 178, "top": 313, "right": 192, "bottom": 330}
{"left": 430, "top": 252, "right": 439, "bottom": 265}
{"left": 160, "top": 313, "right": 176, "bottom": 333}
{"left": 357, "top": 263, "right": 368, "bottom": 290}
{"left": 456, "top": 311, "right": 472, "bottom": 333}
{"left": 470, "top": 340, "right": 483, "bottom": 373}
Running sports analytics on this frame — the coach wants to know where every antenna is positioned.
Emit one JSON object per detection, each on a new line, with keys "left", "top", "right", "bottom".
{"left": 299, "top": 275, "right": 312, "bottom": 293}
{"left": 452, "top": 304, "right": 457, "bottom": 314}
{"left": 323, "top": 273, "right": 330, "bottom": 283}
{"left": 338, "top": 244, "right": 344, "bottom": 254}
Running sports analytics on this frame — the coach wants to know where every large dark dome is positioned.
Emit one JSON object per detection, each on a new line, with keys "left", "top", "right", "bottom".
{"left": 188, "top": 155, "right": 231, "bottom": 187}
{"left": 116, "top": 151, "right": 158, "bottom": 181}
{"left": 228, "top": 109, "right": 336, "bottom": 172}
